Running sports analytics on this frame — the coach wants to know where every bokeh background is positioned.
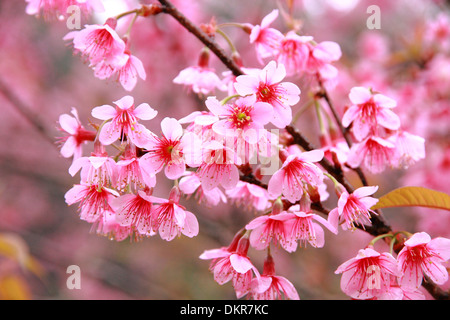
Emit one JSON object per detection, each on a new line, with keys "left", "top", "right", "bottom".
{"left": 0, "top": 0, "right": 449, "bottom": 300}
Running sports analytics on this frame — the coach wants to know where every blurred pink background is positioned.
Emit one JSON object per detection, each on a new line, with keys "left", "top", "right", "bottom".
{"left": 0, "top": 0, "right": 448, "bottom": 299}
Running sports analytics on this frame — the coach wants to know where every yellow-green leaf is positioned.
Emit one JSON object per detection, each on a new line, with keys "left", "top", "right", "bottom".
{"left": 372, "top": 186, "right": 450, "bottom": 211}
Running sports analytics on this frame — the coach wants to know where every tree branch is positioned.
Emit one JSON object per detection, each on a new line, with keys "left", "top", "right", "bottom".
{"left": 158, "top": 0, "right": 244, "bottom": 77}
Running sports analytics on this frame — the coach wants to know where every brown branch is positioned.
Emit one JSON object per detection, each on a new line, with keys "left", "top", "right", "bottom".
{"left": 158, "top": 0, "right": 244, "bottom": 77}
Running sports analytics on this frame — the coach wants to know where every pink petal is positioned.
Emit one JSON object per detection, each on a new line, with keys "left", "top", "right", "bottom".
{"left": 134, "top": 103, "right": 157, "bottom": 120}
{"left": 260, "top": 9, "right": 279, "bottom": 29}
{"left": 373, "top": 93, "right": 397, "bottom": 108}
{"left": 161, "top": 117, "right": 183, "bottom": 141}
{"left": 342, "top": 105, "right": 360, "bottom": 128}
{"left": 59, "top": 114, "right": 79, "bottom": 134}
{"left": 349, "top": 87, "right": 371, "bottom": 105}
{"left": 205, "top": 96, "right": 224, "bottom": 116}
{"left": 377, "top": 108, "right": 401, "bottom": 130}
{"left": 60, "top": 137, "right": 77, "bottom": 158}
{"left": 251, "top": 102, "right": 273, "bottom": 125}
{"left": 165, "top": 160, "right": 186, "bottom": 180}
{"left": 230, "top": 254, "right": 254, "bottom": 274}
{"left": 181, "top": 211, "right": 199, "bottom": 238}
{"left": 91, "top": 104, "right": 117, "bottom": 120}
{"left": 353, "top": 186, "right": 379, "bottom": 198}
{"left": 276, "top": 276, "right": 300, "bottom": 300}
{"left": 113, "top": 95, "right": 134, "bottom": 110}
{"left": 64, "top": 184, "right": 88, "bottom": 205}
{"left": 267, "top": 169, "right": 284, "bottom": 198}
{"left": 298, "top": 149, "right": 324, "bottom": 163}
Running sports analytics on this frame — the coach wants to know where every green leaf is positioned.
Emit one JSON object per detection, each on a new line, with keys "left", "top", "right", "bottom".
{"left": 372, "top": 186, "right": 450, "bottom": 211}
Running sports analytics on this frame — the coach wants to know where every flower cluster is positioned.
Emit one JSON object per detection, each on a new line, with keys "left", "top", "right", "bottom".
{"left": 335, "top": 232, "right": 450, "bottom": 300}
{"left": 64, "top": 17, "right": 146, "bottom": 91}
{"left": 343, "top": 87, "right": 425, "bottom": 173}
{"left": 49, "top": 3, "right": 449, "bottom": 301}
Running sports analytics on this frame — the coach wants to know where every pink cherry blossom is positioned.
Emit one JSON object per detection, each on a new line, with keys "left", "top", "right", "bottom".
{"left": 245, "top": 201, "right": 296, "bottom": 252}
{"left": 305, "top": 40, "right": 342, "bottom": 81}
{"left": 205, "top": 95, "right": 273, "bottom": 143}
{"left": 110, "top": 189, "right": 157, "bottom": 237}
{"left": 173, "top": 48, "right": 226, "bottom": 95}
{"left": 91, "top": 95, "right": 157, "bottom": 147}
{"left": 64, "top": 19, "right": 128, "bottom": 69}
{"left": 388, "top": 130, "right": 426, "bottom": 169}
{"left": 199, "top": 235, "right": 260, "bottom": 298}
{"left": 68, "top": 140, "right": 116, "bottom": 187}
{"left": 179, "top": 172, "right": 227, "bottom": 207}
{"left": 249, "top": 255, "right": 300, "bottom": 300}
{"left": 57, "top": 108, "right": 96, "bottom": 161}
{"left": 342, "top": 87, "right": 401, "bottom": 142}
{"left": 346, "top": 135, "right": 396, "bottom": 174}
{"left": 335, "top": 247, "right": 402, "bottom": 300}
{"left": 286, "top": 204, "right": 337, "bottom": 249}
{"left": 397, "top": 232, "right": 450, "bottom": 289}
{"left": 268, "top": 149, "right": 324, "bottom": 203}
{"left": 64, "top": 183, "right": 118, "bottom": 223}
{"left": 92, "top": 210, "right": 138, "bottom": 242}
{"left": 275, "top": 31, "right": 312, "bottom": 76}
{"left": 234, "top": 60, "right": 300, "bottom": 129}
{"left": 248, "top": 9, "right": 284, "bottom": 64}
{"left": 139, "top": 117, "right": 187, "bottom": 180}
{"left": 225, "top": 181, "right": 271, "bottom": 212}
{"left": 115, "top": 143, "right": 156, "bottom": 191}
{"left": 328, "top": 186, "right": 379, "bottom": 231}
{"left": 150, "top": 187, "right": 199, "bottom": 241}
{"left": 94, "top": 50, "right": 146, "bottom": 92}
{"left": 195, "top": 140, "right": 240, "bottom": 191}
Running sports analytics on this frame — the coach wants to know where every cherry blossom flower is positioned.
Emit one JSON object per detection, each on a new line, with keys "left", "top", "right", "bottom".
{"left": 64, "top": 183, "right": 118, "bottom": 224}
{"left": 199, "top": 234, "right": 260, "bottom": 298}
{"left": 342, "top": 87, "right": 401, "bottom": 142}
{"left": 115, "top": 143, "right": 156, "bottom": 191}
{"left": 205, "top": 95, "right": 273, "bottom": 143}
{"left": 234, "top": 60, "right": 301, "bottom": 129}
{"left": 346, "top": 136, "right": 396, "bottom": 174}
{"left": 150, "top": 187, "right": 199, "bottom": 241}
{"left": 173, "top": 48, "right": 226, "bottom": 95}
{"left": 91, "top": 95, "right": 157, "bottom": 147}
{"left": 195, "top": 140, "right": 240, "bottom": 191}
{"left": 397, "top": 232, "right": 450, "bottom": 289}
{"left": 249, "top": 255, "right": 300, "bottom": 300}
{"left": 92, "top": 210, "right": 139, "bottom": 242}
{"left": 225, "top": 181, "right": 271, "bottom": 212}
{"left": 94, "top": 50, "right": 146, "bottom": 92}
{"left": 179, "top": 172, "right": 227, "bottom": 207}
{"left": 388, "top": 130, "right": 426, "bottom": 169}
{"left": 305, "top": 40, "right": 342, "bottom": 81}
{"left": 139, "top": 117, "right": 188, "bottom": 180}
{"left": 245, "top": 200, "right": 296, "bottom": 252}
{"left": 248, "top": 9, "right": 284, "bottom": 64}
{"left": 64, "top": 18, "right": 128, "bottom": 69}
{"left": 335, "top": 247, "right": 402, "bottom": 300}
{"left": 68, "top": 142, "right": 117, "bottom": 188}
{"left": 275, "top": 31, "right": 312, "bottom": 76}
{"left": 110, "top": 189, "right": 158, "bottom": 237}
{"left": 286, "top": 204, "right": 337, "bottom": 249}
{"left": 267, "top": 149, "right": 324, "bottom": 203}
{"left": 328, "top": 186, "right": 379, "bottom": 231}
{"left": 57, "top": 107, "right": 96, "bottom": 161}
